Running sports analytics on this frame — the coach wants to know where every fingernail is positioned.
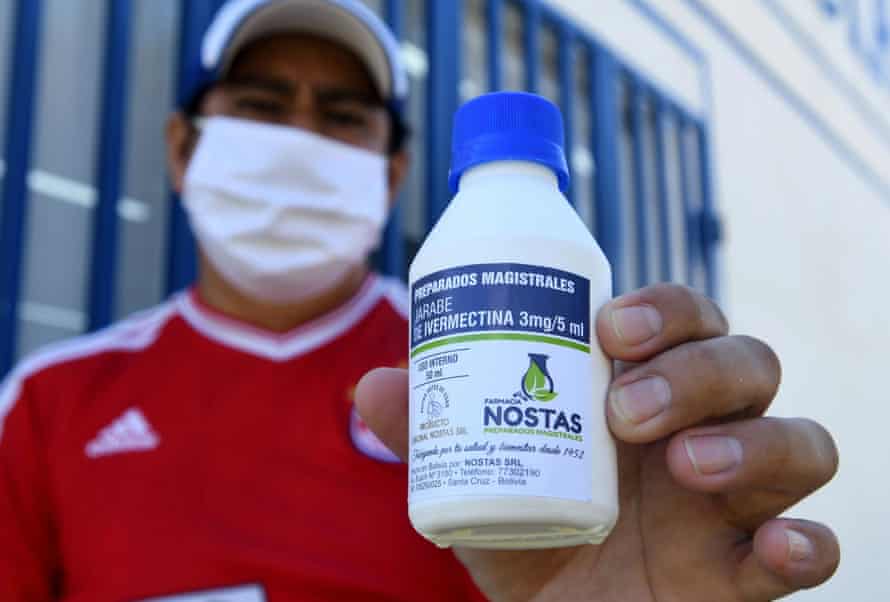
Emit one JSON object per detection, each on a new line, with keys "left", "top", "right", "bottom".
{"left": 610, "top": 376, "right": 671, "bottom": 425}
{"left": 786, "top": 529, "right": 815, "bottom": 562}
{"left": 610, "top": 305, "right": 662, "bottom": 346}
{"left": 684, "top": 436, "right": 743, "bottom": 475}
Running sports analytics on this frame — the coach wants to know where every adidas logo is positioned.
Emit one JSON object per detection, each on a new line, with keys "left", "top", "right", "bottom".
{"left": 85, "top": 408, "right": 159, "bottom": 458}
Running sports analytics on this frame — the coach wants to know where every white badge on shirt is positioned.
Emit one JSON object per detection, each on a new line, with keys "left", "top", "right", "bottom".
{"left": 350, "top": 407, "right": 401, "bottom": 463}
{"left": 138, "top": 584, "right": 265, "bottom": 602}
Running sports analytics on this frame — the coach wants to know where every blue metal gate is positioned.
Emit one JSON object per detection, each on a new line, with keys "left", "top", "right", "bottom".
{"left": 0, "top": 0, "right": 719, "bottom": 376}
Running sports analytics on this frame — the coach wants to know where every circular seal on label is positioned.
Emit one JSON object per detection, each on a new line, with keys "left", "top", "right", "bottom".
{"left": 419, "top": 383, "right": 450, "bottom": 420}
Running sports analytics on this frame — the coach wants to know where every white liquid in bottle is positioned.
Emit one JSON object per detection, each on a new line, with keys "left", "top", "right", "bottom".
{"left": 408, "top": 92, "right": 619, "bottom": 549}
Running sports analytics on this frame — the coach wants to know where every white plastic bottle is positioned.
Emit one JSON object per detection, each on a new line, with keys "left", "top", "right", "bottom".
{"left": 408, "top": 92, "right": 619, "bottom": 549}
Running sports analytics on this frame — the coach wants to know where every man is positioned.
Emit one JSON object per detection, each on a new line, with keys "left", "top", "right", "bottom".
{"left": 0, "top": 0, "right": 839, "bottom": 600}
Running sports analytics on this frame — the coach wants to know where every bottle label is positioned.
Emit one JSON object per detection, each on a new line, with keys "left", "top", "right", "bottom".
{"left": 409, "top": 263, "right": 595, "bottom": 503}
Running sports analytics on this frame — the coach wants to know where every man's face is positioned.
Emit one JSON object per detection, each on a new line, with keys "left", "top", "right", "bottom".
{"left": 167, "top": 33, "right": 406, "bottom": 193}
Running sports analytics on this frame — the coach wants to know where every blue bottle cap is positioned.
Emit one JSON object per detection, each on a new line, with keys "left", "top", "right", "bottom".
{"left": 448, "top": 91, "right": 570, "bottom": 194}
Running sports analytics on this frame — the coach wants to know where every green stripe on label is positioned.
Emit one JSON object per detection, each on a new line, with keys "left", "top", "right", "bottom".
{"left": 410, "top": 332, "right": 591, "bottom": 358}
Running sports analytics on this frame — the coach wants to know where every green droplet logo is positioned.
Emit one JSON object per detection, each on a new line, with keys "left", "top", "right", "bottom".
{"left": 522, "top": 354, "right": 558, "bottom": 402}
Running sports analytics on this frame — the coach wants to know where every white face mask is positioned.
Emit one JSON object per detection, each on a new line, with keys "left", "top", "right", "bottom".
{"left": 182, "top": 116, "right": 388, "bottom": 304}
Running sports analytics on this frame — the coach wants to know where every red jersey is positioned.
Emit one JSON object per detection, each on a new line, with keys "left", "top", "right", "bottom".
{"left": 0, "top": 275, "right": 484, "bottom": 602}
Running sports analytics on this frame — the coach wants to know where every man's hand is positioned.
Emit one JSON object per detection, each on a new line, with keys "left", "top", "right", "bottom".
{"left": 356, "top": 284, "right": 840, "bottom": 601}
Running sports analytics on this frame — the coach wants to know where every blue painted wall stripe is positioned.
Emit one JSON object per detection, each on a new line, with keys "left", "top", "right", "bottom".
{"left": 591, "top": 50, "right": 625, "bottom": 294}
{"left": 879, "top": 0, "right": 889, "bottom": 46}
{"left": 696, "top": 124, "right": 719, "bottom": 298}
{"left": 523, "top": 0, "right": 541, "bottom": 92}
{"left": 630, "top": 80, "right": 651, "bottom": 287}
{"left": 558, "top": 25, "right": 577, "bottom": 207}
{"left": 88, "top": 0, "right": 132, "bottom": 331}
{"left": 653, "top": 99, "right": 673, "bottom": 282}
{"left": 677, "top": 114, "right": 704, "bottom": 291}
{"left": 0, "top": 0, "right": 44, "bottom": 375}
{"left": 624, "top": 0, "right": 707, "bottom": 65}
{"left": 425, "top": 0, "right": 461, "bottom": 228}
{"left": 381, "top": 0, "right": 405, "bottom": 278}
{"left": 849, "top": 0, "right": 863, "bottom": 54}
{"left": 487, "top": 0, "right": 504, "bottom": 90}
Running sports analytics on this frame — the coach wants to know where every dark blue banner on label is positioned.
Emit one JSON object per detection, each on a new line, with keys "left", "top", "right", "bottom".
{"left": 411, "top": 263, "right": 590, "bottom": 350}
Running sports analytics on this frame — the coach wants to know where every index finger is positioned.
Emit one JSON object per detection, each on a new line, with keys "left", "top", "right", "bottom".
{"left": 596, "top": 283, "right": 729, "bottom": 362}
{"left": 354, "top": 367, "right": 410, "bottom": 461}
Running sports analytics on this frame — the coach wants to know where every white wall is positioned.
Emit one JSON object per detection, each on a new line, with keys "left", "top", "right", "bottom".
{"left": 550, "top": 1, "right": 890, "bottom": 599}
